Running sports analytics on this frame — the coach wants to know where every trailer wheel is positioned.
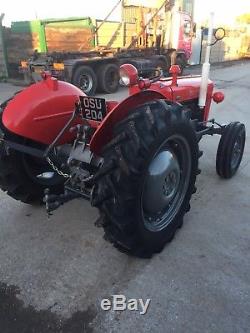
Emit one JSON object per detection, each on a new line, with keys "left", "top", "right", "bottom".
{"left": 152, "top": 56, "right": 170, "bottom": 76}
{"left": 92, "top": 101, "right": 199, "bottom": 257}
{"left": 98, "top": 64, "right": 119, "bottom": 94}
{"left": 216, "top": 122, "right": 246, "bottom": 179}
{"left": 176, "top": 55, "right": 186, "bottom": 74}
{"left": 72, "top": 65, "right": 97, "bottom": 95}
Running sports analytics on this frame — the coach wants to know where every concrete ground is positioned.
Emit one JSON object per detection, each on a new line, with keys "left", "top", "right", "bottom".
{"left": 0, "top": 61, "right": 249, "bottom": 333}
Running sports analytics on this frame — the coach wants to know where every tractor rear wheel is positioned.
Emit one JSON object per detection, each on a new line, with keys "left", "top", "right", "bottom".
{"left": 92, "top": 101, "right": 199, "bottom": 257}
{"left": 0, "top": 113, "right": 65, "bottom": 204}
{"left": 216, "top": 122, "right": 246, "bottom": 178}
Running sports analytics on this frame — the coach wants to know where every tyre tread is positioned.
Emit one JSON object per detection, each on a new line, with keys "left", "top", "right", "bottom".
{"left": 92, "top": 101, "right": 199, "bottom": 257}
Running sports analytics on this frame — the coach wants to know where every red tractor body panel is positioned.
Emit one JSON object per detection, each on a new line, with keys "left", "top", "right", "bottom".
{"left": 129, "top": 76, "right": 214, "bottom": 105}
{"left": 3, "top": 75, "right": 214, "bottom": 155}
{"left": 2, "top": 77, "right": 85, "bottom": 145}
{"left": 90, "top": 76, "right": 214, "bottom": 154}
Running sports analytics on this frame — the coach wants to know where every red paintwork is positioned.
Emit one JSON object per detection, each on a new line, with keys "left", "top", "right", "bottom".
{"left": 3, "top": 72, "right": 215, "bottom": 157}
{"left": 106, "top": 100, "right": 119, "bottom": 111}
{"left": 128, "top": 75, "right": 214, "bottom": 114}
{"left": 213, "top": 91, "right": 225, "bottom": 104}
{"left": 90, "top": 76, "right": 214, "bottom": 154}
{"left": 120, "top": 64, "right": 138, "bottom": 86}
{"left": 169, "top": 65, "right": 181, "bottom": 86}
{"left": 178, "top": 12, "right": 192, "bottom": 59}
{"left": 169, "top": 65, "right": 182, "bottom": 75}
{"left": 138, "top": 78, "right": 151, "bottom": 90}
{"left": 3, "top": 76, "right": 85, "bottom": 145}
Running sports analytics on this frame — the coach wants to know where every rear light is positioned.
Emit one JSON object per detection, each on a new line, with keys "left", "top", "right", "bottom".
{"left": 53, "top": 63, "right": 65, "bottom": 70}
{"left": 20, "top": 61, "right": 28, "bottom": 68}
{"left": 119, "top": 64, "right": 138, "bottom": 87}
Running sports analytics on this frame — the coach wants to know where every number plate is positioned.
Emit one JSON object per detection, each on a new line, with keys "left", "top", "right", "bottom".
{"left": 80, "top": 96, "right": 107, "bottom": 122}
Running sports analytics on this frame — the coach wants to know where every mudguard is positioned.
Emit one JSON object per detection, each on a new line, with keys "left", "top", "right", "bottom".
{"left": 90, "top": 89, "right": 168, "bottom": 155}
{"left": 2, "top": 75, "right": 85, "bottom": 145}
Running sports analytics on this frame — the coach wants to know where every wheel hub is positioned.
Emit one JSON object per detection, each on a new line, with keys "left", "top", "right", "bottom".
{"left": 163, "top": 171, "right": 179, "bottom": 197}
{"left": 231, "top": 136, "right": 243, "bottom": 169}
{"left": 141, "top": 134, "right": 192, "bottom": 232}
{"left": 143, "top": 150, "right": 180, "bottom": 215}
{"left": 80, "top": 74, "right": 93, "bottom": 93}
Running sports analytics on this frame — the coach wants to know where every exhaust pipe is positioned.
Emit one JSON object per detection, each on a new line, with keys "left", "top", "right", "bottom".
{"left": 198, "top": 12, "right": 214, "bottom": 108}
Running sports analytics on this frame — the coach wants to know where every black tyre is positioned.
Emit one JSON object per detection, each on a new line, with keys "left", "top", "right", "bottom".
{"left": 72, "top": 65, "right": 97, "bottom": 95}
{"left": 0, "top": 111, "right": 65, "bottom": 204}
{"left": 176, "top": 55, "right": 186, "bottom": 74}
{"left": 152, "top": 56, "right": 170, "bottom": 77}
{"left": 92, "top": 101, "right": 199, "bottom": 257}
{"left": 98, "top": 63, "right": 119, "bottom": 94}
{"left": 216, "top": 122, "right": 246, "bottom": 179}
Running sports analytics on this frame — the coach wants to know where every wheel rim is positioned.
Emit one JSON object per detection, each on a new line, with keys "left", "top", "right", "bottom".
{"left": 79, "top": 74, "right": 93, "bottom": 93}
{"left": 141, "top": 134, "right": 192, "bottom": 232}
{"left": 231, "top": 132, "right": 244, "bottom": 169}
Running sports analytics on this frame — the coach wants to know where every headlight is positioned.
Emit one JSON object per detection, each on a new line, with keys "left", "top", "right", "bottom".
{"left": 119, "top": 71, "right": 131, "bottom": 86}
{"left": 119, "top": 64, "right": 138, "bottom": 87}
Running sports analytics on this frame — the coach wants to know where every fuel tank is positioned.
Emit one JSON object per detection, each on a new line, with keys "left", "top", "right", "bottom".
{"left": 2, "top": 74, "right": 85, "bottom": 145}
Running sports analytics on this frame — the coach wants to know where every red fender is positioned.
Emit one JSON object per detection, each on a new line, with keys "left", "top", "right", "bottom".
{"left": 90, "top": 89, "right": 170, "bottom": 155}
{"left": 2, "top": 76, "right": 85, "bottom": 145}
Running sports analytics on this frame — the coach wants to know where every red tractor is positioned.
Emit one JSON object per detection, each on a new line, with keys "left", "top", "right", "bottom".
{"left": 0, "top": 23, "right": 246, "bottom": 258}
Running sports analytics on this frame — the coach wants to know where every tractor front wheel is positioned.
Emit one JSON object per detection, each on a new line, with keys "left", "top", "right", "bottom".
{"left": 216, "top": 122, "right": 246, "bottom": 178}
{"left": 92, "top": 101, "right": 199, "bottom": 257}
